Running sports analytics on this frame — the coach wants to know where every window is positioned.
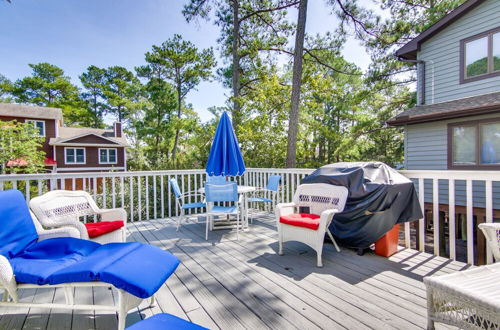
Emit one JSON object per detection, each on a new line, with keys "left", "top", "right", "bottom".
{"left": 65, "top": 148, "right": 85, "bottom": 164}
{"left": 448, "top": 118, "right": 500, "bottom": 169}
{"left": 25, "top": 120, "right": 45, "bottom": 136}
{"left": 99, "top": 148, "right": 117, "bottom": 164}
{"left": 461, "top": 27, "right": 500, "bottom": 83}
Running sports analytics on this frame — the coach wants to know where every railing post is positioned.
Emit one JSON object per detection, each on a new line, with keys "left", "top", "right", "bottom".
{"left": 485, "top": 180, "right": 493, "bottom": 264}
{"left": 466, "top": 179, "right": 474, "bottom": 265}
{"left": 449, "top": 179, "right": 456, "bottom": 260}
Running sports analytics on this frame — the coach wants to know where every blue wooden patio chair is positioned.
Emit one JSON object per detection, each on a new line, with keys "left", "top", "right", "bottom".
{"left": 169, "top": 178, "right": 206, "bottom": 231}
{"left": 205, "top": 182, "right": 241, "bottom": 240}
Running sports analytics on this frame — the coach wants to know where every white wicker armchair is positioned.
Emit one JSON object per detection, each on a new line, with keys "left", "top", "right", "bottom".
{"left": 30, "top": 210, "right": 82, "bottom": 241}
{"left": 478, "top": 223, "right": 500, "bottom": 262}
{"left": 275, "top": 183, "right": 348, "bottom": 267}
{"left": 29, "top": 190, "right": 127, "bottom": 244}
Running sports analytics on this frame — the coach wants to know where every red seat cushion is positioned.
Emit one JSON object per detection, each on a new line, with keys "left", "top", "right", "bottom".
{"left": 279, "top": 213, "right": 320, "bottom": 230}
{"left": 84, "top": 221, "right": 124, "bottom": 238}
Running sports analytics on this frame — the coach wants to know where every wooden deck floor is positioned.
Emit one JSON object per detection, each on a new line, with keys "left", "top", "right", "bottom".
{"left": 0, "top": 211, "right": 471, "bottom": 330}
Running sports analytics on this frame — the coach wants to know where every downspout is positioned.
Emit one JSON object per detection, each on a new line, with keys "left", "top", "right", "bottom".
{"left": 395, "top": 55, "right": 426, "bottom": 105}
{"left": 428, "top": 60, "right": 435, "bottom": 105}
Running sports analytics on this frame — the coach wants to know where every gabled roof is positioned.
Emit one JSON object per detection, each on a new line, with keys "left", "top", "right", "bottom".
{"left": 395, "top": 0, "right": 485, "bottom": 60}
{"left": 387, "top": 91, "right": 500, "bottom": 126}
{"left": 0, "top": 103, "right": 63, "bottom": 121}
{"left": 49, "top": 127, "right": 129, "bottom": 147}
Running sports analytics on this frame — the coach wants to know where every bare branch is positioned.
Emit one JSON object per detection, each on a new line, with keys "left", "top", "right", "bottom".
{"left": 240, "top": 1, "right": 300, "bottom": 22}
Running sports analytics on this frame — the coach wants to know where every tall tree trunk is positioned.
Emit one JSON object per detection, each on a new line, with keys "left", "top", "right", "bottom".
{"left": 231, "top": 0, "right": 241, "bottom": 132}
{"left": 285, "top": 0, "right": 307, "bottom": 168}
{"left": 171, "top": 79, "right": 182, "bottom": 161}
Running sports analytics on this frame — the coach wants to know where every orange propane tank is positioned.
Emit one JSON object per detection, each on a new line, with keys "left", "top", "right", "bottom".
{"left": 374, "top": 224, "right": 400, "bottom": 257}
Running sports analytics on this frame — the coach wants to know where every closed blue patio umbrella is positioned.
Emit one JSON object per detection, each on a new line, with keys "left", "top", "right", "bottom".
{"left": 206, "top": 111, "right": 246, "bottom": 177}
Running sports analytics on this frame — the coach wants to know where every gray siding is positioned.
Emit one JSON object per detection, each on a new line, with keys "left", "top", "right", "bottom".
{"left": 406, "top": 113, "right": 500, "bottom": 208}
{"left": 417, "top": 0, "right": 500, "bottom": 105}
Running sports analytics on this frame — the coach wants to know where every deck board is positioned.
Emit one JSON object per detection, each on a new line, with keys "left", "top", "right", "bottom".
{"left": 0, "top": 211, "right": 465, "bottom": 329}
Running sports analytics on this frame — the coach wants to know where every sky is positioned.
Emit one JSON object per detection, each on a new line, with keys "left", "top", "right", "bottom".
{"left": 0, "top": 0, "right": 371, "bottom": 122}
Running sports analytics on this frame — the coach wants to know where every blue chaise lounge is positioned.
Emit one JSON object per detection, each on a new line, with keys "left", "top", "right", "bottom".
{"left": 0, "top": 189, "right": 180, "bottom": 330}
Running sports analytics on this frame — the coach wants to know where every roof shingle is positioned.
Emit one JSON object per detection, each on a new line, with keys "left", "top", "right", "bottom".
{"left": 387, "top": 92, "right": 500, "bottom": 126}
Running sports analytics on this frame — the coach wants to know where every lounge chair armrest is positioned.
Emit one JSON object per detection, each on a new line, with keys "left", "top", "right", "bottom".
{"left": 98, "top": 208, "right": 128, "bottom": 223}
{"left": 319, "top": 209, "right": 339, "bottom": 228}
{"left": 275, "top": 203, "right": 296, "bottom": 218}
{"left": 37, "top": 226, "right": 82, "bottom": 241}
{"left": 0, "top": 255, "right": 18, "bottom": 302}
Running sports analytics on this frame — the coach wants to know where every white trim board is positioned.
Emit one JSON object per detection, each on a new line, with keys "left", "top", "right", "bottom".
{"left": 56, "top": 167, "right": 125, "bottom": 172}
{"left": 55, "top": 132, "right": 120, "bottom": 145}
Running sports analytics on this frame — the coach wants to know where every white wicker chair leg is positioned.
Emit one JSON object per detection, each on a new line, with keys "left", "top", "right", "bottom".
{"left": 2, "top": 289, "right": 8, "bottom": 302}
{"left": 117, "top": 290, "right": 142, "bottom": 330}
{"left": 149, "top": 295, "right": 155, "bottom": 307}
{"left": 426, "top": 287, "right": 435, "bottom": 330}
{"left": 316, "top": 250, "right": 323, "bottom": 268}
{"left": 326, "top": 229, "right": 340, "bottom": 252}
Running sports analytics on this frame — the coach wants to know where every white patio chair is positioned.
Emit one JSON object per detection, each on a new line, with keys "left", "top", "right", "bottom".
{"left": 478, "top": 222, "right": 500, "bottom": 262}
{"left": 275, "top": 183, "right": 348, "bottom": 267}
{"left": 29, "top": 190, "right": 127, "bottom": 244}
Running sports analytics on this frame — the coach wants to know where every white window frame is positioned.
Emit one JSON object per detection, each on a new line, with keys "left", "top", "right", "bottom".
{"left": 98, "top": 148, "right": 118, "bottom": 164}
{"left": 25, "top": 119, "right": 46, "bottom": 137}
{"left": 64, "top": 147, "right": 86, "bottom": 164}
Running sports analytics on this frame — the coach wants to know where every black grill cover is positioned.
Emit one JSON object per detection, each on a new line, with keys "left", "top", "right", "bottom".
{"left": 301, "top": 162, "right": 422, "bottom": 249}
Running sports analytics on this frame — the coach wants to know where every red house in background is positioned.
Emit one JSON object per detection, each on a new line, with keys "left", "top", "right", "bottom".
{"left": 0, "top": 103, "right": 129, "bottom": 173}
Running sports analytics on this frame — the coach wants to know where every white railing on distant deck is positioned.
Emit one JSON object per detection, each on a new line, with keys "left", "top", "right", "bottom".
{"left": 0, "top": 168, "right": 497, "bottom": 265}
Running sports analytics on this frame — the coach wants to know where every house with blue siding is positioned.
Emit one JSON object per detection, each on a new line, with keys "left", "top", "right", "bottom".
{"left": 388, "top": 0, "right": 500, "bottom": 263}
{"left": 389, "top": 0, "right": 500, "bottom": 171}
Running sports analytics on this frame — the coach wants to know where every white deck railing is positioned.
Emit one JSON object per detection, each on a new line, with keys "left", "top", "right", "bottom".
{"left": 0, "top": 168, "right": 497, "bottom": 265}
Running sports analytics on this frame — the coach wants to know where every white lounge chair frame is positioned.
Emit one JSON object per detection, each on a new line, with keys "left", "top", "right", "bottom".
{"left": 478, "top": 222, "right": 500, "bottom": 262}
{"left": 29, "top": 190, "right": 127, "bottom": 244}
{"left": 0, "top": 255, "right": 143, "bottom": 330}
{"left": 275, "top": 183, "right": 348, "bottom": 267}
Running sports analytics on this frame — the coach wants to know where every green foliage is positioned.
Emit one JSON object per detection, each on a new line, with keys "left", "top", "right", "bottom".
{"left": 10, "top": 63, "right": 92, "bottom": 126}
{"left": 0, "top": 74, "right": 13, "bottom": 102}
{"left": 4, "top": 0, "right": 460, "bottom": 171}
{"left": 102, "top": 66, "right": 142, "bottom": 123}
{"left": 79, "top": 65, "right": 108, "bottom": 127}
{"left": 136, "top": 34, "right": 216, "bottom": 161}
{"left": 0, "top": 120, "right": 46, "bottom": 174}
{"left": 131, "top": 78, "right": 177, "bottom": 168}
